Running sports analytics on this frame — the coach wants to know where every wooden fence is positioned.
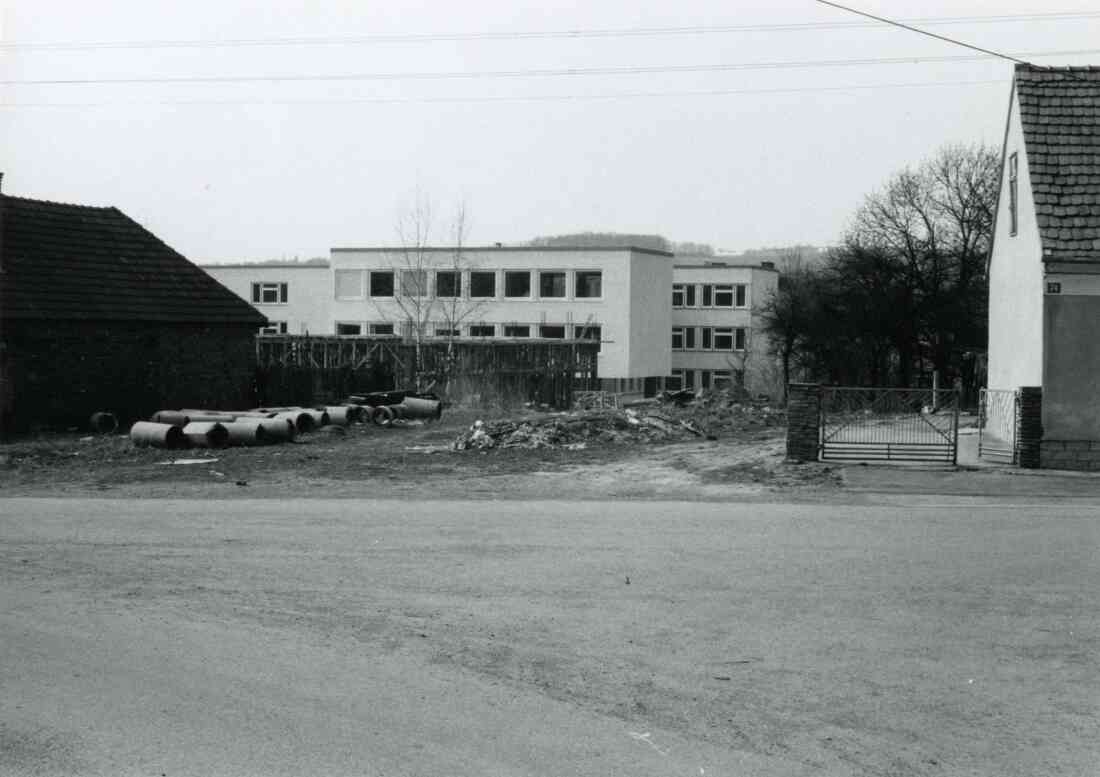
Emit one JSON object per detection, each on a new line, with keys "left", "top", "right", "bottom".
{"left": 254, "top": 336, "right": 600, "bottom": 409}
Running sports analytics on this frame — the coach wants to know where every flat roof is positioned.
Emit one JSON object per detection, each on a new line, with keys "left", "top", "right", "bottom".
{"left": 673, "top": 262, "right": 779, "bottom": 271}
{"left": 202, "top": 262, "right": 330, "bottom": 268}
{"left": 331, "top": 245, "right": 675, "bottom": 258}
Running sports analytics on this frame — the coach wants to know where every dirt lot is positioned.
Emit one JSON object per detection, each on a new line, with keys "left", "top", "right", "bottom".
{"left": 0, "top": 401, "right": 841, "bottom": 500}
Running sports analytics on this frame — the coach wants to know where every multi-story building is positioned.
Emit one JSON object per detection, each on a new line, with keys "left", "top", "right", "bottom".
{"left": 203, "top": 261, "right": 331, "bottom": 336}
{"left": 669, "top": 261, "right": 779, "bottom": 397}
{"left": 205, "top": 247, "right": 673, "bottom": 393}
{"left": 203, "top": 249, "right": 780, "bottom": 397}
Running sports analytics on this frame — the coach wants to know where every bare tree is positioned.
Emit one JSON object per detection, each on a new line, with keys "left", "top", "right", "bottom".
{"left": 378, "top": 192, "right": 484, "bottom": 391}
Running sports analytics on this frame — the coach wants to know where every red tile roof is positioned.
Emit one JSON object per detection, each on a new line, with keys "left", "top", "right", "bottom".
{"left": 1, "top": 194, "right": 267, "bottom": 324}
{"left": 1015, "top": 65, "right": 1100, "bottom": 261}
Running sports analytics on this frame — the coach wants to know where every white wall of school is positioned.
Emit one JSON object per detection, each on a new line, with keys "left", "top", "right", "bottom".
{"left": 201, "top": 264, "right": 331, "bottom": 335}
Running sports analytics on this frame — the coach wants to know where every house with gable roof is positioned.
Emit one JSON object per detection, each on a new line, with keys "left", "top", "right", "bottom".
{"left": 0, "top": 178, "right": 267, "bottom": 435}
{"left": 986, "top": 64, "right": 1100, "bottom": 469}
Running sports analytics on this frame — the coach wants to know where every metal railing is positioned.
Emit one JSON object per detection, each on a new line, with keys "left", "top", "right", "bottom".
{"left": 978, "top": 388, "right": 1019, "bottom": 464}
{"left": 820, "top": 387, "right": 960, "bottom": 463}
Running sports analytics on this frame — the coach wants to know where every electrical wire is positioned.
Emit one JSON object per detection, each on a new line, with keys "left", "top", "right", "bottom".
{"left": 0, "top": 78, "right": 1007, "bottom": 108}
{"left": 3, "top": 48, "right": 1097, "bottom": 87}
{"left": 1, "top": 10, "right": 1098, "bottom": 51}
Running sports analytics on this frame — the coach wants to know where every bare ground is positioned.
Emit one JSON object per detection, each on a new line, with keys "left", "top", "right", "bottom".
{"left": 0, "top": 409, "right": 840, "bottom": 500}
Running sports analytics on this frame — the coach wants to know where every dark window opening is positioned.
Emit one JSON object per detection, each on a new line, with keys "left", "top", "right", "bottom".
{"left": 539, "top": 272, "right": 566, "bottom": 298}
{"left": 504, "top": 271, "right": 531, "bottom": 298}
{"left": 575, "top": 271, "right": 602, "bottom": 298}
{"left": 436, "top": 270, "right": 461, "bottom": 298}
{"left": 370, "top": 271, "right": 394, "bottom": 297}
{"left": 470, "top": 271, "right": 496, "bottom": 298}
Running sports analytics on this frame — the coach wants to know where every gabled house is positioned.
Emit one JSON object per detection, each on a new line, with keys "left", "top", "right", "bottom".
{"left": 986, "top": 64, "right": 1100, "bottom": 469}
{"left": 0, "top": 180, "right": 267, "bottom": 435}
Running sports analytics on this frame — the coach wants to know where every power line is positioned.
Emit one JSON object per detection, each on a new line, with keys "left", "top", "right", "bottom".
{"left": 3, "top": 48, "right": 1096, "bottom": 87}
{"left": 0, "top": 78, "right": 1007, "bottom": 109}
{"left": 2, "top": 11, "right": 1098, "bottom": 51}
{"left": 815, "top": 0, "right": 1030, "bottom": 65}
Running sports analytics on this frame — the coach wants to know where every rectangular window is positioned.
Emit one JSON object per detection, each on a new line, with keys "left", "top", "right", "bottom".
{"left": 672, "top": 327, "right": 685, "bottom": 350}
{"left": 714, "top": 284, "right": 734, "bottom": 307}
{"left": 251, "top": 282, "right": 288, "bottom": 304}
{"left": 702, "top": 285, "right": 713, "bottom": 307}
{"left": 539, "top": 324, "right": 566, "bottom": 339}
{"left": 470, "top": 271, "right": 496, "bottom": 298}
{"left": 336, "top": 322, "right": 362, "bottom": 335}
{"left": 433, "top": 326, "right": 460, "bottom": 337}
{"left": 683, "top": 369, "right": 695, "bottom": 389}
{"left": 683, "top": 284, "right": 696, "bottom": 307}
{"left": 436, "top": 270, "right": 461, "bottom": 298}
{"left": 259, "top": 321, "right": 288, "bottom": 335}
{"left": 334, "top": 270, "right": 363, "bottom": 299}
{"left": 684, "top": 327, "right": 696, "bottom": 350}
{"left": 701, "top": 327, "right": 712, "bottom": 350}
{"left": 504, "top": 271, "right": 531, "bottom": 298}
{"left": 736, "top": 284, "right": 747, "bottom": 308}
{"left": 667, "top": 370, "right": 684, "bottom": 391}
{"left": 369, "top": 271, "right": 394, "bottom": 297}
{"left": 469, "top": 324, "right": 495, "bottom": 337}
{"left": 714, "top": 327, "right": 734, "bottom": 351}
{"left": 700, "top": 370, "right": 712, "bottom": 390}
{"left": 1009, "top": 152, "right": 1019, "bottom": 236}
{"left": 370, "top": 323, "right": 395, "bottom": 336}
{"left": 400, "top": 269, "right": 428, "bottom": 297}
{"left": 712, "top": 369, "right": 732, "bottom": 388}
{"left": 575, "top": 271, "right": 602, "bottom": 298}
{"left": 504, "top": 324, "right": 530, "bottom": 337}
{"left": 539, "top": 271, "right": 566, "bottom": 298}
{"left": 672, "top": 284, "right": 685, "bottom": 307}
{"left": 574, "top": 324, "right": 601, "bottom": 341}
{"left": 735, "top": 328, "right": 746, "bottom": 350}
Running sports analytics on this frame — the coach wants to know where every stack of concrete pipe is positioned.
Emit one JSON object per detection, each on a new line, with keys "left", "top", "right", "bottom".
{"left": 130, "top": 403, "right": 367, "bottom": 449}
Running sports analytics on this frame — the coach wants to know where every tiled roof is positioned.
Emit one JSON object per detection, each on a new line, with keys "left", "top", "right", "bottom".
{"left": 1015, "top": 64, "right": 1100, "bottom": 261}
{"left": 1, "top": 195, "right": 267, "bottom": 324}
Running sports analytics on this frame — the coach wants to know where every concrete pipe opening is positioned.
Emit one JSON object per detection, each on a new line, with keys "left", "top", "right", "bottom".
{"left": 222, "top": 420, "right": 267, "bottom": 446}
{"left": 182, "top": 421, "right": 230, "bottom": 449}
{"left": 90, "top": 412, "right": 119, "bottom": 434}
{"left": 274, "top": 410, "right": 313, "bottom": 433}
{"left": 372, "top": 406, "right": 396, "bottom": 427}
{"left": 323, "top": 406, "right": 355, "bottom": 426}
{"left": 130, "top": 421, "right": 187, "bottom": 449}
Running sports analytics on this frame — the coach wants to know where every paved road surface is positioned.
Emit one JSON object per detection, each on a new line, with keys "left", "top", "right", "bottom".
{"left": 2, "top": 498, "right": 1098, "bottom": 776}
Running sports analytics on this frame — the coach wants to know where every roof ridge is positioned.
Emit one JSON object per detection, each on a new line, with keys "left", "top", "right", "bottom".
{"left": 2, "top": 193, "right": 118, "bottom": 211}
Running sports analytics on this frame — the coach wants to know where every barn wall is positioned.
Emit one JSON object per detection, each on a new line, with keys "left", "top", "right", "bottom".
{"left": 1, "top": 320, "right": 257, "bottom": 435}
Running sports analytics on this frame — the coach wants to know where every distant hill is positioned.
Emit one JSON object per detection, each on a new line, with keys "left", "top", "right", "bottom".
{"left": 202, "top": 256, "right": 329, "bottom": 267}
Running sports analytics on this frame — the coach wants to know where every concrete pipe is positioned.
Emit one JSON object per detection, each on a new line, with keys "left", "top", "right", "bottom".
{"left": 234, "top": 411, "right": 279, "bottom": 419}
{"left": 303, "top": 409, "right": 330, "bottom": 428}
{"left": 221, "top": 420, "right": 267, "bottom": 446}
{"left": 274, "top": 410, "right": 314, "bottom": 433}
{"left": 257, "top": 417, "right": 296, "bottom": 443}
{"left": 152, "top": 410, "right": 191, "bottom": 426}
{"left": 323, "top": 406, "right": 355, "bottom": 426}
{"left": 185, "top": 413, "right": 238, "bottom": 423}
{"left": 182, "top": 421, "right": 230, "bottom": 449}
{"left": 89, "top": 411, "right": 119, "bottom": 434}
{"left": 398, "top": 396, "right": 443, "bottom": 420}
{"left": 130, "top": 421, "right": 187, "bottom": 449}
{"left": 372, "top": 406, "right": 396, "bottom": 426}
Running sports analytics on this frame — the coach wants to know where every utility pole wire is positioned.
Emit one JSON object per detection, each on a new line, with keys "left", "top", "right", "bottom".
{"left": 814, "top": 0, "right": 1030, "bottom": 65}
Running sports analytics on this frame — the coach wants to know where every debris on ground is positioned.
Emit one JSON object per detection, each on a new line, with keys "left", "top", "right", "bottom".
{"left": 453, "top": 390, "right": 784, "bottom": 451}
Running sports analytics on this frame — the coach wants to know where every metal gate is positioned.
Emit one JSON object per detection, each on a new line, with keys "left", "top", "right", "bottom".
{"left": 820, "top": 387, "right": 960, "bottom": 463}
{"left": 978, "top": 388, "right": 1019, "bottom": 464}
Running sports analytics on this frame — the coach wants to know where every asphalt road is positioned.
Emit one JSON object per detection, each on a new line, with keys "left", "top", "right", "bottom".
{"left": 2, "top": 497, "right": 1098, "bottom": 776}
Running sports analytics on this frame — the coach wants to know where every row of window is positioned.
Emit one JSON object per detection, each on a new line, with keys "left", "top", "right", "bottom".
{"left": 334, "top": 269, "right": 604, "bottom": 301}
{"left": 331, "top": 322, "right": 603, "bottom": 342}
{"left": 672, "top": 326, "right": 746, "bottom": 351}
{"left": 667, "top": 368, "right": 741, "bottom": 391}
{"left": 672, "top": 283, "right": 747, "bottom": 309}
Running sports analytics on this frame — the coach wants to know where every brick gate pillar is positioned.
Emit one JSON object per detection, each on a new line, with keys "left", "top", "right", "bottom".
{"left": 1016, "top": 386, "right": 1043, "bottom": 469}
{"left": 786, "top": 383, "right": 822, "bottom": 463}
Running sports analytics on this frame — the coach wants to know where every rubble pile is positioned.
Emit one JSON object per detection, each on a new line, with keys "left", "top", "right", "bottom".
{"left": 453, "top": 391, "right": 784, "bottom": 451}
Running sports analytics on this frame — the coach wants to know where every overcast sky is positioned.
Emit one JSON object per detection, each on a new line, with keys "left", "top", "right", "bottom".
{"left": 3, "top": 1, "right": 1098, "bottom": 261}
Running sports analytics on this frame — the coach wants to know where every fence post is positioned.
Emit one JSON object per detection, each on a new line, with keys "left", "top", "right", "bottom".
{"left": 786, "top": 383, "right": 822, "bottom": 463}
{"left": 1016, "top": 386, "right": 1042, "bottom": 469}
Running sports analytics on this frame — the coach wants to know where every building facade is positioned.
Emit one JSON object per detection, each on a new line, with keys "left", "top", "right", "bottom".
{"left": 986, "top": 64, "right": 1100, "bottom": 470}
{"left": 202, "top": 247, "right": 781, "bottom": 397}
{"left": 669, "top": 261, "right": 779, "bottom": 397}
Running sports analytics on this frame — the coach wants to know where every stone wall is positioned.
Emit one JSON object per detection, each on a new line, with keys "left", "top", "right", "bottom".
{"left": 1, "top": 320, "right": 257, "bottom": 435}
{"left": 1040, "top": 440, "right": 1100, "bottom": 471}
{"left": 785, "top": 382, "right": 821, "bottom": 462}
